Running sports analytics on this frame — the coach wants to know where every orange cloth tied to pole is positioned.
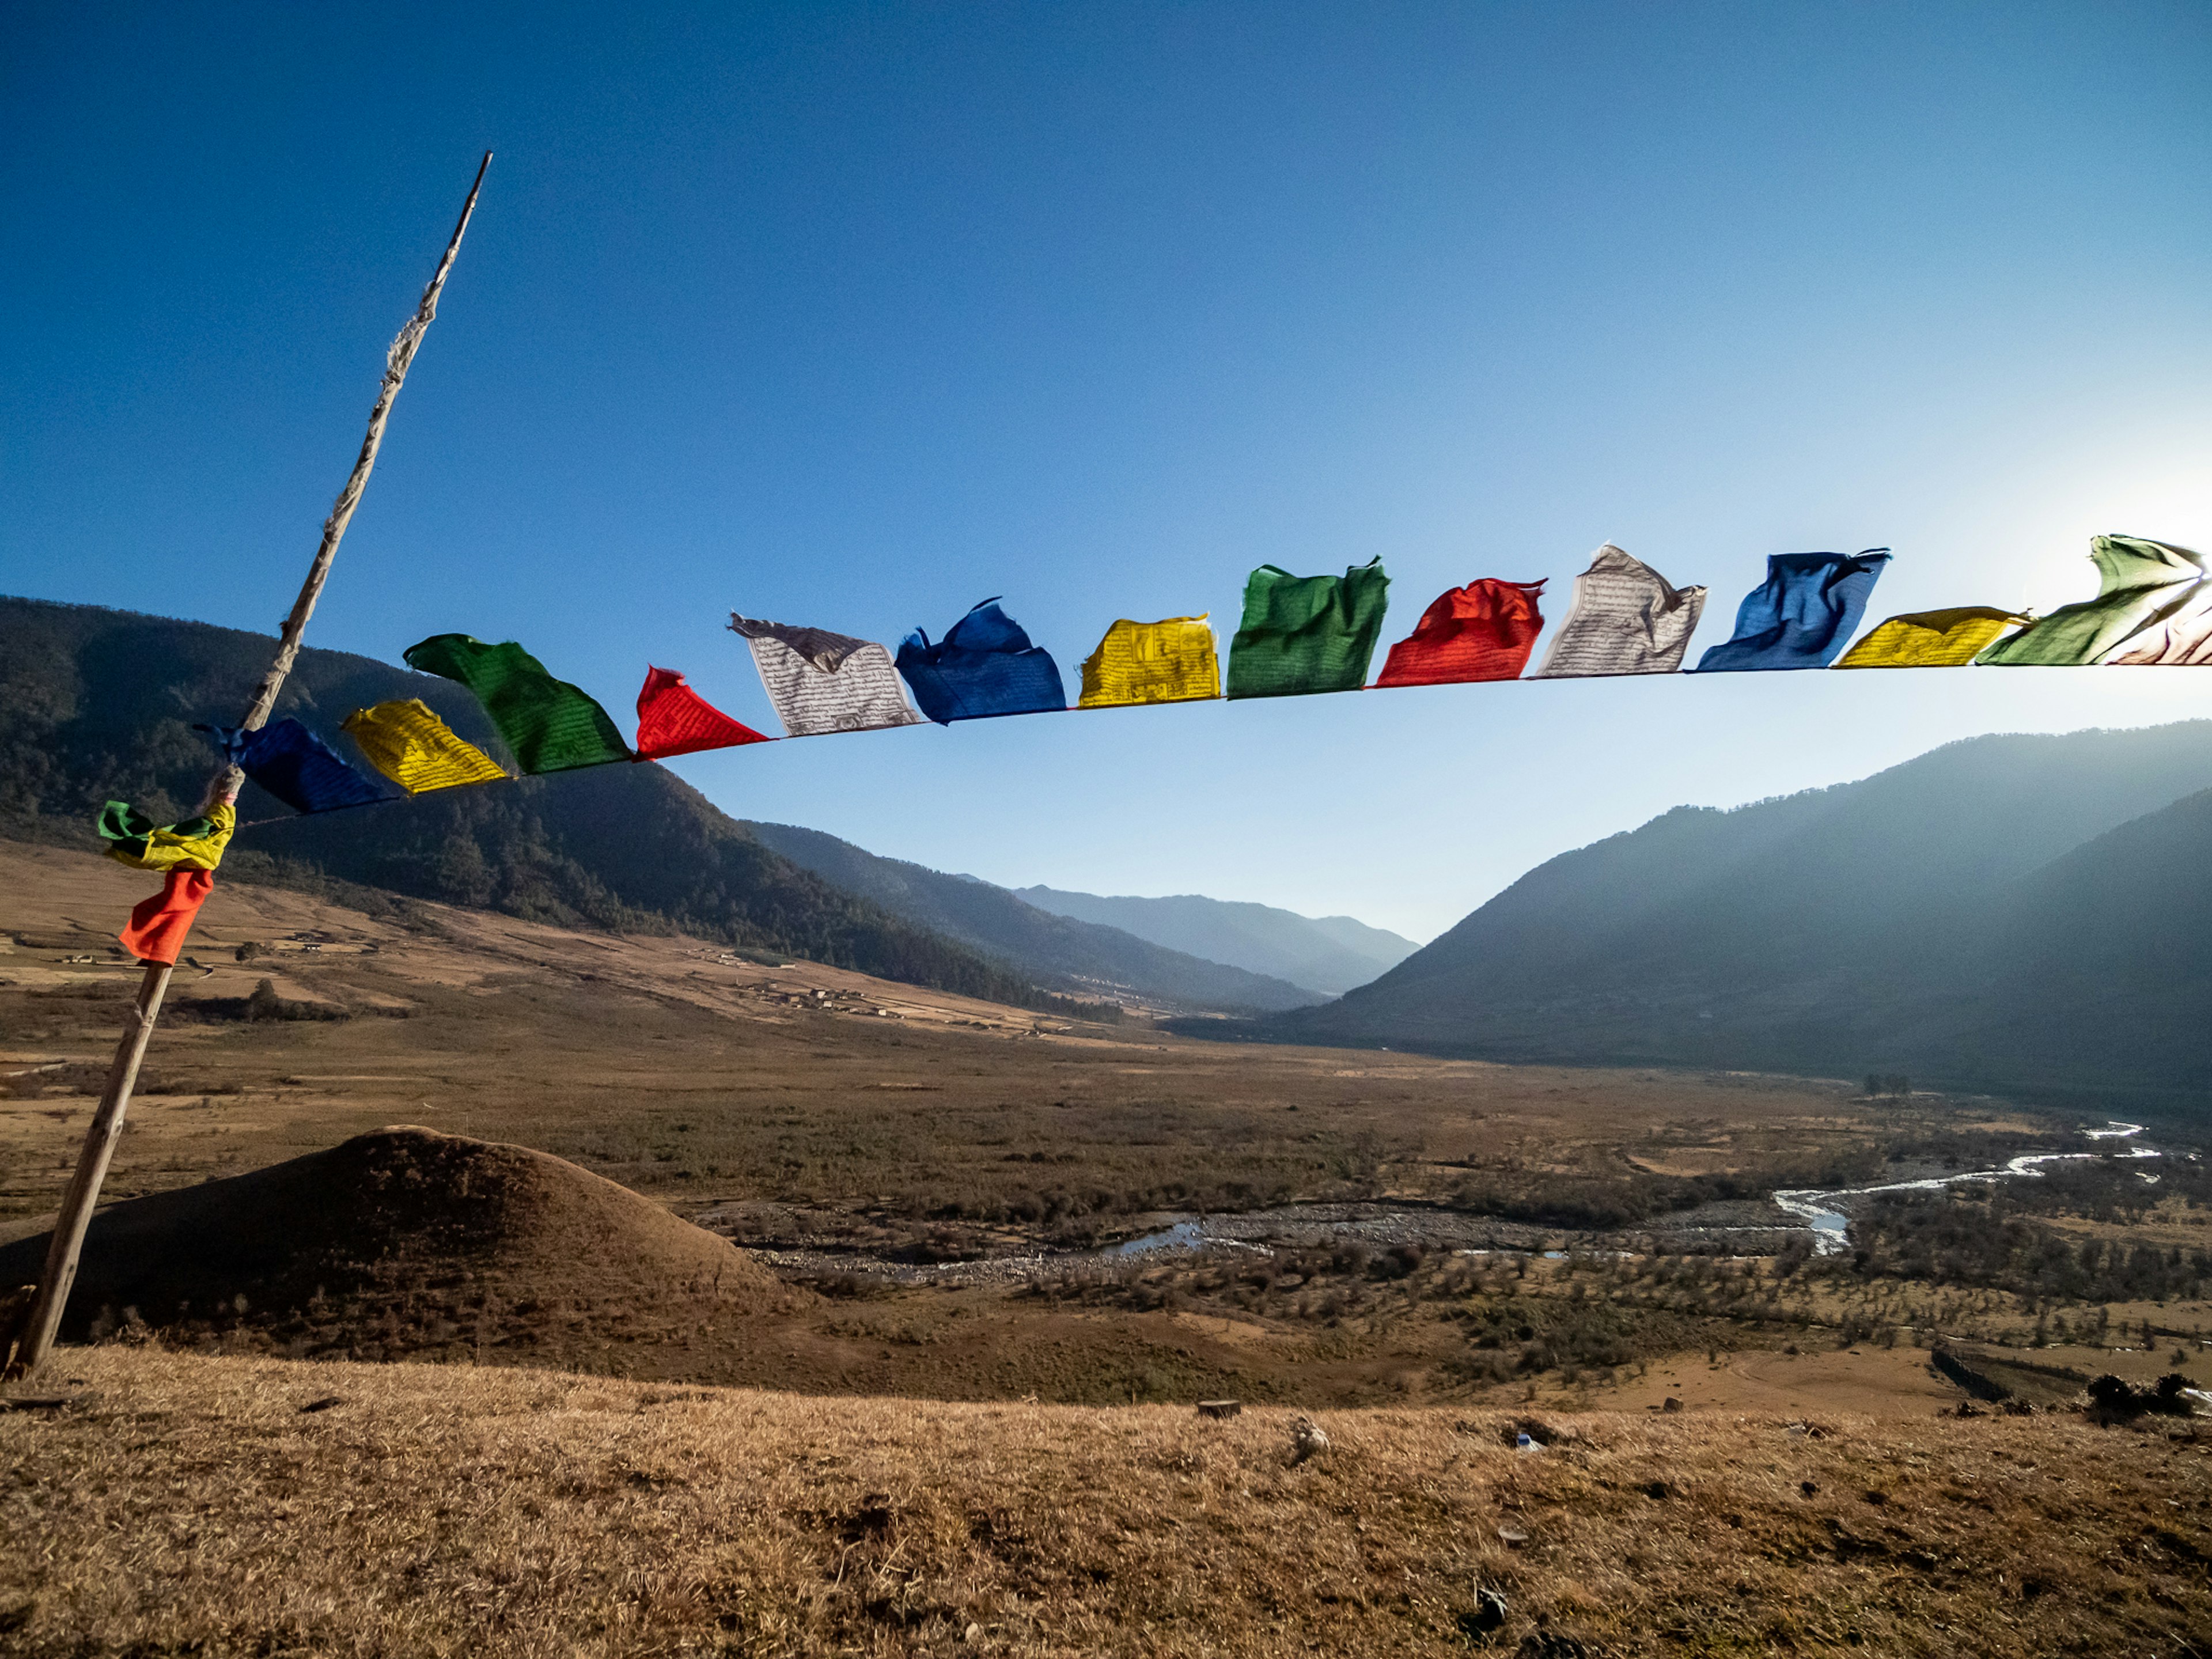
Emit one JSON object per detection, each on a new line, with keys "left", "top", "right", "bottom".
{"left": 120, "top": 869, "right": 215, "bottom": 966}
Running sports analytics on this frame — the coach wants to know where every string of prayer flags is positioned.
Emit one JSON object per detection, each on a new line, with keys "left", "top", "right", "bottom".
{"left": 340, "top": 699, "right": 509, "bottom": 794}
{"left": 1531, "top": 545, "right": 1706, "bottom": 677}
{"left": 1078, "top": 616, "right": 1221, "bottom": 708}
{"left": 1375, "top": 578, "right": 1547, "bottom": 688}
{"left": 97, "top": 799, "right": 236, "bottom": 872}
{"left": 403, "top": 635, "right": 631, "bottom": 773}
{"left": 633, "top": 667, "right": 773, "bottom": 760}
{"left": 895, "top": 599, "right": 1068, "bottom": 723}
{"left": 120, "top": 869, "right": 216, "bottom": 966}
{"left": 729, "top": 616, "right": 923, "bottom": 736}
{"left": 1833, "top": 607, "right": 2030, "bottom": 669}
{"left": 1225, "top": 560, "right": 1391, "bottom": 699}
{"left": 199, "top": 718, "right": 394, "bottom": 814}
{"left": 1695, "top": 550, "right": 1891, "bottom": 672}
{"left": 1976, "top": 536, "right": 2206, "bottom": 666}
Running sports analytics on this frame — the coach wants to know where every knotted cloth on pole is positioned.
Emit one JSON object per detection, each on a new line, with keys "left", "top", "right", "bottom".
{"left": 96, "top": 800, "right": 237, "bottom": 872}
{"left": 404, "top": 634, "right": 632, "bottom": 772}
{"left": 1225, "top": 561, "right": 1391, "bottom": 698}
{"left": 1531, "top": 544, "right": 1706, "bottom": 677}
{"left": 1976, "top": 536, "right": 2206, "bottom": 666}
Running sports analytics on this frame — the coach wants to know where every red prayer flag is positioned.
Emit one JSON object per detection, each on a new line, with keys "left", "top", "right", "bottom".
{"left": 1374, "top": 579, "right": 1548, "bottom": 688}
{"left": 634, "top": 666, "right": 772, "bottom": 761}
{"left": 120, "top": 868, "right": 215, "bottom": 965}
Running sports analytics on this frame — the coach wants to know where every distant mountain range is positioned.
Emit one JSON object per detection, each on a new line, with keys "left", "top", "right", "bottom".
{"left": 746, "top": 823, "right": 1324, "bottom": 1012}
{"left": 1013, "top": 887, "right": 1418, "bottom": 996}
{"left": 1254, "top": 721, "right": 2212, "bottom": 1113}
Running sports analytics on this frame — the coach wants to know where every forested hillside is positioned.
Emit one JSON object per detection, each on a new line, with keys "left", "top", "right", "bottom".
{"left": 0, "top": 597, "right": 1068, "bottom": 1007}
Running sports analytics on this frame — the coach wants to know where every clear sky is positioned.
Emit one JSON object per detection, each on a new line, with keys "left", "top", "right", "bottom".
{"left": 4, "top": 2, "right": 2209, "bottom": 940}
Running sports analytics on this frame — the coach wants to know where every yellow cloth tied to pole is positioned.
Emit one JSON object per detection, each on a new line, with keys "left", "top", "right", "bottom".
{"left": 99, "top": 800, "right": 237, "bottom": 872}
{"left": 1078, "top": 616, "right": 1221, "bottom": 708}
{"left": 1832, "top": 607, "right": 2030, "bottom": 668}
{"left": 341, "top": 699, "right": 509, "bottom": 794}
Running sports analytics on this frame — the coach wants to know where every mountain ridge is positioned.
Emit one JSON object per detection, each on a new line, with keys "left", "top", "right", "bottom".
{"left": 1013, "top": 885, "right": 1419, "bottom": 995}
{"left": 744, "top": 821, "right": 1324, "bottom": 1012}
{"left": 1252, "top": 721, "right": 2212, "bottom": 1112}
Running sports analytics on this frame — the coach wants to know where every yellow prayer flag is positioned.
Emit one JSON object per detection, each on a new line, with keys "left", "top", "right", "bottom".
{"left": 1078, "top": 616, "right": 1221, "bottom": 708}
{"left": 108, "top": 801, "right": 237, "bottom": 872}
{"left": 1832, "top": 607, "right": 2028, "bottom": 669}
{"left": 341, "top": 699, "right": 509, "bottom": 794}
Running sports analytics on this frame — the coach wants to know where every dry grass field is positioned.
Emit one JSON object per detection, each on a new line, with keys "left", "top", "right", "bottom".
{"left": 2, "top": 1347, "right": 2206, "bottom": 1657}
{"left": 6, "top": 842, "right": 2212, "bottom": 1652}
{"left": 1, "top": 840, "right": 2024, "bottom": 1252}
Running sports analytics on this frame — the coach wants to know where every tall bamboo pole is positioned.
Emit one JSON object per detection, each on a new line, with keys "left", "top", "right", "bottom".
{"left": 7, "top": 153, "right": 493, "bottom": 1380}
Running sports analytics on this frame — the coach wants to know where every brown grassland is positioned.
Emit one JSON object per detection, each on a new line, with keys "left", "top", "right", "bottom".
{"left": 3, "top": 1346, "right": 2209, "bottom": 1657}
{"left": 5, "top": 841, "right": 2212, "bottom": 1653}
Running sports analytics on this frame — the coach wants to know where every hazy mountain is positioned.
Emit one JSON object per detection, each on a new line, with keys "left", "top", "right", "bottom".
{"left": 0, "top": 596, "right": 1078, "bottom": 1010}
{"left": 746, "top": 823, "right": 1323, "bottom": 1013}
{"left": 1013, "top": 887, "right": 1420, "bottom": 996}
{"left": 1263, "top": 721, "right": 2212, "bottom": 1112}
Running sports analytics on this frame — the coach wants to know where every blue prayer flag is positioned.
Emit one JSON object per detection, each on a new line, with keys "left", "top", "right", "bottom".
{"left": 200, "top": 718, "right": 395, "bottom": 815}
{"left": 895, "top": 599, "right": 1068, "bottom": 724}
{"left": 1695, "top": 550, "right": 1892, "bottom": 672}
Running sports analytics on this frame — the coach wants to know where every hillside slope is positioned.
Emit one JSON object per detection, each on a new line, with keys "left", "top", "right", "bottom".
{"left": 1274, "top": 722, "right": 2212, "bottom": 1109}
{"left": 1015, "top": 884, "right": 1419, "bottom": 995}
{"left": 0, "top": 596, "right": 1060, "bottom": 1006}
{"left": 747, "top": 821, "right": 1322, "bottom": 1012}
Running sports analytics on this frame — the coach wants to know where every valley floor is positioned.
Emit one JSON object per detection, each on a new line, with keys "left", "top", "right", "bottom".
{"left": 3, "top": 1346, "right": 2209, "bottom": 1658}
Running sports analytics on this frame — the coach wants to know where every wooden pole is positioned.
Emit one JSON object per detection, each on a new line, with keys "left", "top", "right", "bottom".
{"left": 7, "top": 153, "right": 492, "bottom": 1380}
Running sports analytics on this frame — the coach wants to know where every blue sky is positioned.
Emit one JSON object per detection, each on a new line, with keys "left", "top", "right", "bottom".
{"left": 3, "top": 2, "right": 2209, "bottom": 940}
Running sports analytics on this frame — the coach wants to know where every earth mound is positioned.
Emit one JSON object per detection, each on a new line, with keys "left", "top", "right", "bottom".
{"left": 0, "top": 1126, "right": 802, "bottom": 1373}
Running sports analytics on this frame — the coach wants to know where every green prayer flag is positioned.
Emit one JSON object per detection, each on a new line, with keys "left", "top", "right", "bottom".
{"left": 1225, "top": 559, "right": 1391, "bottom": 699}
{"left": 402, "top": 634, "right": 632, "bottom": 774}
{"left": 1975, "top": 535, "right": 2205, "bottom": 666}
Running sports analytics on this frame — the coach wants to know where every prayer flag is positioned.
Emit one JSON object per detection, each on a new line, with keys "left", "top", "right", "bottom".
{"left": 403, "top": 635, "right": 632, "bottom": 773}
{"left": 1695, "top": 550, "right": 1891, "bottom": 672}
{"left": 896, "top": 599, "right": 1069, "bottom": 723}
{"left": 1375, "top": 578, "right": 1546, "bottom": 688}
{"left": 1976, "top": 536, "right": 2206, "bottom": 666}
{"left": 199, "top": 718, "right": 393, "bottom": 813}
{"left": 633, "top": 667, "right": 773, "bottom": 760}
{"left": 1832, "top": 607, "right": 2028, "bottom": 669}
{"left": 1225, "top": 560, "right": 1391, "bottom": 699}
{"left": 97, "top": 800, "right": 236, "bottom": 873}
{"left": 1530, "top": 544, "right": 1706, "bottom": 677}
{"left": 1077, "top": 616, "right": 1221, "bottom": 708}
{"left": 340, "top": 699, "right": 509, "bottom": 794}
{"left": 729, "top": 616, "right": 924, "bottom": 736}
{"left": 119, "top": 868, "right": 215, "bottom": 965}
{"left": 2104, "top": 579, "right": 2212, "bottom": 666}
